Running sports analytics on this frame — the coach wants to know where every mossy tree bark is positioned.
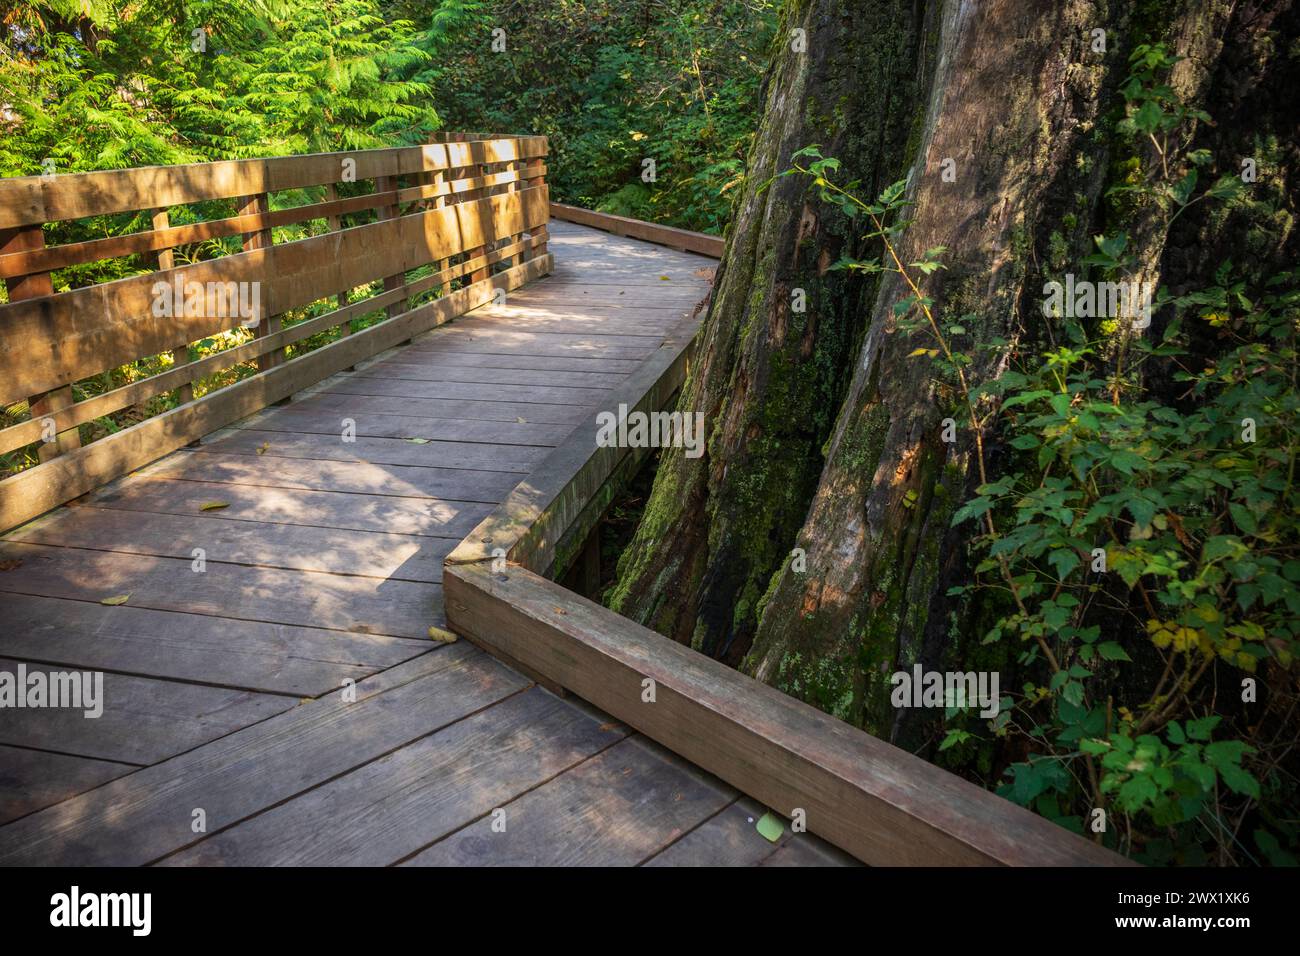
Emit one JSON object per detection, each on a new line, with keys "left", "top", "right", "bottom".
{"left": 614, "top": 0, "right": 1294, "bottom": 745}
{"left": 743, "top": 0, "right": 1142, "bottom": 732}
{"left": 743, "top": 0, "right": 1297, "bottom": 744}
{"left": 608, "top": 0, "right": 943, "bottom": 662}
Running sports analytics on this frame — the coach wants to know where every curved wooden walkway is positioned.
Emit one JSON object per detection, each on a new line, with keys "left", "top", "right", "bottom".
{"left": 0, "top": 221, "right": 852, "bottom": 866}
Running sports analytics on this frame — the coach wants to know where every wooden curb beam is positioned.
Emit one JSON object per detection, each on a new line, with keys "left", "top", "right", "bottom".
{"left": 549, "top": 202, "right": 724, "bottom": 258}
{"left": 444, "top": 256, "right": 1133, "bottom": 867}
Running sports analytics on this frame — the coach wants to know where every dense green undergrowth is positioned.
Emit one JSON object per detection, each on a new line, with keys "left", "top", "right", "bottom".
{"left": 786, "top": 45, "right": 1298, "bottom": 865}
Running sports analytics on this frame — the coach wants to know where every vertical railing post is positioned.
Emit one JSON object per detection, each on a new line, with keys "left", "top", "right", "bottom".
{"left": 373, "top": 175, "right": 407, "bottom": 320}
{"left": 1, "top": 224, "right": 81, "bottom": 461}
{"left": 153, "top": 208, "right": 193, "bottom": 404}
{"left": 324, "top": 182, "right": 356, "bottom": 371}
{"left": 524, "top": 151, "right": 548, "bottom": 262}
{"left": 238, "top": 193, "right": 281, "bottom": 372}
{"left": 323, "top": 183, "right": 351, "bottom": 333}
{"left": 467, "top": 148, "right": 493, "bottom": 284}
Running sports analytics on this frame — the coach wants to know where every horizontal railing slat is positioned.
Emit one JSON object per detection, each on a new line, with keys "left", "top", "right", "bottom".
{"left": 0, "top": 134, "right": 551, "bottom": 530}
{"left": 0, "top": 255, "right": 551, "bottom": 532}
{"left": 0, "top": 234, "right": 545, "bottom": 457}
{"left": 0, "top": 185, "right": 549, "bottom": 404}
{"left": 0, "top": 138, "right": 547, "bottom": 230}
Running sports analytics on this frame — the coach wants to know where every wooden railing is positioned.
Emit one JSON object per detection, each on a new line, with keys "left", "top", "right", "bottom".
{"left": 0, "top": 135, "right": 551, "bottom": 532}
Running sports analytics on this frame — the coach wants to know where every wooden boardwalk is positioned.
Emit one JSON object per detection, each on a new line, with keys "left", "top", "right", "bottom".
{"left": 0, "top": 221, "right": 852, "bottom": 866}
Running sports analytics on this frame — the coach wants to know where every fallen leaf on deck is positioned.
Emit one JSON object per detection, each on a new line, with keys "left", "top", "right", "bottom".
{"left": 405, "top": 438, "right": 431, "bottom": 444}
{"left": 101, "top": 594, "right": 131, "bottom": 606}
{"left": 552, "top": 606, "right": 567, "bottom": 615}
{"left": 659, "top": 275, "right": 671, "bottom": 281}
{"left": 516, "top": 417, "right": 527, "bottom": 424}
{"left": 428, "top": 625, "right": 458, "bottom": 643}
{"left": 256, "top": 442, "right": 269, "bottom": 455}
{"left": 200, "top": 501, "right": 230, "bottom": 511}
{"left": 756, "top": 812, "right": 785, "bottom": 843}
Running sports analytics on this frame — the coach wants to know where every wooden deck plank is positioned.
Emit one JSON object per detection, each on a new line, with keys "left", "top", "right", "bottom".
{"left": 465, "top": 306, "right": 690, "bottom": 329}
{"left": 161, "top": 688, "right": 629, "bottom": 866}
{"left": 137, "top": 450, "right": 523, "bottom": 500}
{"left": 760, "top": 834, "right": 863, "bottom": 867}
{"left": 0, "top": 646, "right": 526, "bottom": 866}
{"left": 377, "top": 349, "right": 642, "bottom": 373}
{"left": 7, "top": 506, "right": 452, "bottom": 583}
{"left": 0, "top": 542, "right": 443, "bottom": 637}
{"left": 644, "top": 797, "right": 857, "bottom": 867}
{"left": 0, "top": 658, "right": 293, "bottom": 765}
{"left": 76, "top": 478, "right": 495, "bottom": 538}
{"left": 237, "top": 405, "right": 577, "bottom": 445}
{"left": 278, "top": 390, "right": 594, "bottom": 426}
{"left": 352, "top": 362, "right": 628, "bottom": 389}
{"left": 0, "top": 746, "right": 134, "bottom": 827}
{"left": 410, "top": 323, "right": 665, "bottom": 348}
{"left": 405, "top": 736, "right": 735, "bottom": 867}
{"left": 307, "top": 374, "right": 616, "bottom": 406}
{"left": 0, "top": 592, "right": 427, "bottom": 694}
{"left": 199, "top": 430, "right": 550, "bottom": 473}
{"left": 402, "top": 339, "right": 655, "bottom": 360}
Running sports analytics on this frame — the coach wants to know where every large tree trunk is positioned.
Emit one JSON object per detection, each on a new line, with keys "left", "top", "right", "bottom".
{"left": 744, "top": 0, "right": 1248, "bottom": 737}
{"left": 742, "top": 0, "right": 1136, "bottom": 731}
{"left": 615, "top": 0, "right": 1294, "bottom": 743}
{"left": 608, "top": 0, "right": 943, "bottom": 661}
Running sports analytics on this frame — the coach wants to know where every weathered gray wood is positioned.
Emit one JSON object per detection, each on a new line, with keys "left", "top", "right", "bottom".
{"left": 0, "top": 592, "right": 427, "bottom": 694}
{"left": 644, "top": 797, "right": 857, "bottom": 867}
{"left": 353, "top": 362, "right": 627, "bottom": 389}
{"left": 0, "top": 542, "right": 443, "bottom": 637}
{"left": 0, "top": 746, "right": 133, "bottom": 826}
{"left": 466, "top": 304, "right": 690, "bottom": 328}
{"left": 406, "top": 339, "right": 654, "bottom": 361}
{"left": 316, "top": 375, "right": 614, "bottom": 407}
{"left": 446, "top": 312, "right": 700, "bottom": 569}
{"left": 505, "top": 285, "right": 707, "bottom": 307}
{"left": 0, "top": 217, "right": 766, "bottom": 868}
{"left": 139, "top": 450, "right": 523, "bottom": 501}
{"left": 402, "top": 328, "right": 659, "bottom": 357}
{"left": 0, "top": 646, "right": 525, "bottom": 866}
{"left": 280, "top": 391, "right": 593, "bottom": 426}
{"left": 443, "top": 561, "right": 1131, "bottom": 867}
{"left": 760, "top": 834, "right": 862, "bottom": 866}
{"left": 162, "top": 688, "right": 627, "bottom": 866}
{"left": 235, "top": 406, "right": 576, "bottom": 446}
{"left": 0, "top": 658, "right": 293, "bottom": 765}
{"left": 7, "top": 506, "right": 452, "bottom": 582}
{"left": 406, "top": 736, "right": 734, "bottom": 866}
{"left": 380, "top": 350, "right": 641, "bottom": 374}
{"left": 78, "top": 478, "right": 495, "bottom": 538}
{"left": 199, "top": 430, "right": 549, "bottom": 473}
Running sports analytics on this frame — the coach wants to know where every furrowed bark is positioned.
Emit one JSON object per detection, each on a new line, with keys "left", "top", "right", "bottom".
{"left": 744, "top": 0, "right": 1276, "bottom": 739}
{"left": 744, "top": 0, "right": 1138, "bottom": 732}
{"left": 608, "top": 0, "right": 942, "bottom": 663}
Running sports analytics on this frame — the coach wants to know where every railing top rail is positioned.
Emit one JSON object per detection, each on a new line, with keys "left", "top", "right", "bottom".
{"left": 0, "top": 136, "right": 548, "bottom": 230}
